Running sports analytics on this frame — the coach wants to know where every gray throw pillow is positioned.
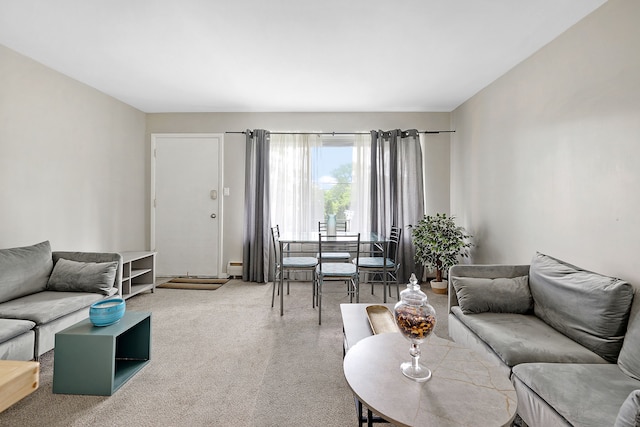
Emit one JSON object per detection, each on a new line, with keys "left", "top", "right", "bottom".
{"left": 0, "top": 241, "right": 53, "bottom": 303}
{"left": 47, "top": 258, "right": 118, "bottom": 295}
{"left": 452, "top": 276, "right": 532, "bottom": 314}
{"left": 614, "top": 390, "right": 640, "bottom": 427}
{"left": 529, "top": 252, "right": 633, "bottom": 363}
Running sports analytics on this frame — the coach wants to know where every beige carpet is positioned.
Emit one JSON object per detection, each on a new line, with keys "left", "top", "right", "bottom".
{"left": 157, "top": 277, "right": 229, "bottom": 290}
{"left": 0, "top": 280, "right": 449, "bottom": 427}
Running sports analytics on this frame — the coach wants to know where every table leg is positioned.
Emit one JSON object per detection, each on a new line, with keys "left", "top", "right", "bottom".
{"left": 354, "top": 396, "right": 389, "bottom": 427}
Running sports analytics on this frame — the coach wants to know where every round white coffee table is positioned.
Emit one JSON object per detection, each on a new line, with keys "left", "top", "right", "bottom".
{"left": 343, "top": 332, "right": 516, "bottom": 427}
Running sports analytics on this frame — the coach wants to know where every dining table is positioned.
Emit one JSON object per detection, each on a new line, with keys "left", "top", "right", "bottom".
{"left": 277, "top": 231, "right": 390, "bottom": 316}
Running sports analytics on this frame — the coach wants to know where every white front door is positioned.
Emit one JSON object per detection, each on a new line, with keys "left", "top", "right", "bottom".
{"left": 151, "top": 134, "right": 223, "bottom": 277}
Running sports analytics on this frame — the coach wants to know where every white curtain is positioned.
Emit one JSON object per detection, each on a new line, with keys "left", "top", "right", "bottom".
{"left": 269, "top": 133, "right": 321, "bottom": 233}
{"left": 349, "top": 133, "right": 371, "bottom": 235}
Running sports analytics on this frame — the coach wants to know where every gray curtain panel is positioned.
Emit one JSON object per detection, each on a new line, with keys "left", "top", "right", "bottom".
{"left": 370, "top": 129, "right": 425, "bottom": 283}
{"left": 243, "top": 129, "right": 271, "bottom": 283}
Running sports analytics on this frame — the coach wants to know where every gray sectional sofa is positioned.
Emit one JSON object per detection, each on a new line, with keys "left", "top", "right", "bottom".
{"left": 0, "top": 241, "right": 122, "bottom": 360}
{"left": 447, "top": 252, "right": 640, "bottom": 426}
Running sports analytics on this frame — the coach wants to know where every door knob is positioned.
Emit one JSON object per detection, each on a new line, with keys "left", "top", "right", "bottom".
{"left": 211, "top": 213, "right": 217, "bottom": 218}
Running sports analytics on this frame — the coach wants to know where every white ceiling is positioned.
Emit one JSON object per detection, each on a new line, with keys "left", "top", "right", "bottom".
{"left": 0, "top": 0, "right": 606, "bottom": 113}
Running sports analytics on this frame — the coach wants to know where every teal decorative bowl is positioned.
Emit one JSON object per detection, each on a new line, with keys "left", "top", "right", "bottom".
{"left": 90, "top": 298, "right": 126, "bottom": 327}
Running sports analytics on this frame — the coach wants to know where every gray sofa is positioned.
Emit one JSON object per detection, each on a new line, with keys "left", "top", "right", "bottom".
{"left": 0, "top": 241, "right": 122, "bottom": 360}
{"left": 448, "top": 252, "right": 640, "bottom": 427}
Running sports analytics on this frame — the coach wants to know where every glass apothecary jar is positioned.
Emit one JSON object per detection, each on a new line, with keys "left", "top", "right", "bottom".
{"left": 393, "top": 273, "right": 437, "bottom": 382}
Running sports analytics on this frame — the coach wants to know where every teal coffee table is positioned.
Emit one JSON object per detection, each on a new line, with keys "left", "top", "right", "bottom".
{"left": 53, "top": 311, "right": 151, "bottom": 396}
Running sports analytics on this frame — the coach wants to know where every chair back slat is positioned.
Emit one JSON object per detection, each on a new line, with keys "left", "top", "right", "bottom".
{"left": 387, "top": 226, "right": 402, "bottom": 261}
{"left": 270, "top": 225, "right": 281, "bottom": 264}
{"left": 318, "top": 220, "right": 348, "bottom": 233}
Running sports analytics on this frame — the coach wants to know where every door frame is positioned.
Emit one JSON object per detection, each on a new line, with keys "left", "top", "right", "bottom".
{"left": 150, "top": 133, "right": 225, "bottom": 278}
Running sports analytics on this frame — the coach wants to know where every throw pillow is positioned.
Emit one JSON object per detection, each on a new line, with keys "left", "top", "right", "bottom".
{"left": 0, "top": 240, "right": 53, "bottom": 303}
{"left": 47, "top": 258, "right": 118, "bottom": 295}
{"left": 452, "top": 275, "right": 532, "bottom": 314}
{"left": 529, "top": 252, "right": 633, "bottom": 363}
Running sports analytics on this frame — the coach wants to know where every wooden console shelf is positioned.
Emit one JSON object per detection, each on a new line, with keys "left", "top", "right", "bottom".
{"left": 120, "top": 251, "right": 156, "bottom": 300}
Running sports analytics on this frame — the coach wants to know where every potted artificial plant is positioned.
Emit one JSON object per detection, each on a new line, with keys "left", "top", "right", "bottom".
{"left": 409, "top": 213, "right": 472, "bottom": 294}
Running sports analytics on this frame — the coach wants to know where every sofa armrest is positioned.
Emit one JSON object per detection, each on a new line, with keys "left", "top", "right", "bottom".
{"left": 448, "top": 264, "right": 530, "bottom": 312}
{"left": 52, "top": 252, "right": 123, "bottom": 295}
{"left": 614, "top": 389, "right": 640, "bottom": 427}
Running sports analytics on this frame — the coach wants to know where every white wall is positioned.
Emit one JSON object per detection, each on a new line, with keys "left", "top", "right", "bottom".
{"left": 0, "top": 44, "right": 147, "bottom": 252}
{"left": 451, "top": 0, "right": 640, "bottom": 283}
{"left": 146, "top": 112, "right": 451, "bottom": 272}
{"left": 0, "top": 41, "right": 450, "bottom": 270}
{"left": 423, "top": 132, "right": 450, "bottom": 215}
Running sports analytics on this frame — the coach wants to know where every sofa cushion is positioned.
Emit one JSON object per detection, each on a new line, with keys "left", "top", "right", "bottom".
{"left": 512, "top": 363, "right": 640, "bottom": 427}
{"left": 614, "top": 390, "right": 640, "bottom": 427}
{"left": 529, "top": 252, "right": 633, "bottom": 363}
{"left": 47, "top": 258, "right": 118, "bottom": 295}
{"left": 0, "top": 291, "right": 103, "bottom": 324}
{"left": 0, "top": 318, "right": 36, "bottom": 342}
{"left": 451, "top": 306, "right": 607, "bottom": 367}
{"left": 452, "top": 275, "right": 532, "bottom": 314}
{"left": 0, "top": 241, "right": 53, "bottom": 304}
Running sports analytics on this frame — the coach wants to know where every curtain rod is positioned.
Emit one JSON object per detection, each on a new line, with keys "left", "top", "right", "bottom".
{"left": 225, "top": 130, "right": 455, "bottom": 135}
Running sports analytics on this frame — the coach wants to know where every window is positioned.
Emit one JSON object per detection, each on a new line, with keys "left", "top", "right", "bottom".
{"left": 269, "top": 133, "right": 370, "bottom": 234}
{"left": 311, "top": 138, "right": 354, "bottom": 223}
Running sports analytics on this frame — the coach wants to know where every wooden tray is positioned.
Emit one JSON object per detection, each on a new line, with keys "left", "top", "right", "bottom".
{"left": 366, "top": 305, "right": 398, "bottom": 335}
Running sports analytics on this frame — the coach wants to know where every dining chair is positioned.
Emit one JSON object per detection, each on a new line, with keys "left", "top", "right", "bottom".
{"left": 270, "top": 225, "right": 318, "bottom": 314}
{"left": 316, "top": 221, "right": 351, "bottom": 262}
{"left": 316, "top": 233, "right": 360, "bottom": 325}
{"left": 355, "top": 226, "right": 402, "bottom": 302}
